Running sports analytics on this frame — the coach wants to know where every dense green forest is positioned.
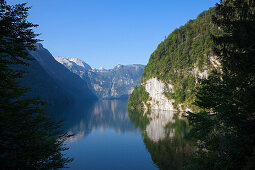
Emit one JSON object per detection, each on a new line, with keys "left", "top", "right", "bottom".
{"left": 130, "top": 0, "right": 255, "bottom": 169}
{"left": 186, "top": 0, "right": 255, "bottom": 169}
{"left": 129, "top": 7, "right": 220, "bottom": 111}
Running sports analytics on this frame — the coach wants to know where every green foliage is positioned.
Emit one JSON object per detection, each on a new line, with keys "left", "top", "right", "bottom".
{"left": 0, "top": 1, "right": 72, "bottom": 169}
{"left": 128, "top": 85, "right": 150, "bottom": 111}
{"left": 186, "top": 0, "right": 255, "bottom": 169}
{"left": 141, "top": 8, "right": 218, "bottom": 109}
{"left": 128, "top": 85, "right": 151, "bottom": 130}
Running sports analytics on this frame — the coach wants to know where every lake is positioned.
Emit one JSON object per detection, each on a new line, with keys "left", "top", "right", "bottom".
{"left": 51, "top": 99, "right": 192, "bottom": 170}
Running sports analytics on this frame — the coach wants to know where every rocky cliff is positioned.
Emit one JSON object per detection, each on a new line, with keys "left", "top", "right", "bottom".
{"left": 129, "top": 8, "right": 220, "bottom": 112}
{"left": 56, "top": 57, "right": 144, "bottom": 99}
{"left": 144, "top": 78, "right": 174, "bottom": 111}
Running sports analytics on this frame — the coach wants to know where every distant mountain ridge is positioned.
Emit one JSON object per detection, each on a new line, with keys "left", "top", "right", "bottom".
{"left": 20, "top": 44, "right": 97, "bottom": 105}
{"left": 55, "top": 57, "right": 145, "bottom": 99}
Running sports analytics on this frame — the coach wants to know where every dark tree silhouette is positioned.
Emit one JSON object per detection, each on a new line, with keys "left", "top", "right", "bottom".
{"left": 187, "top": 0, "right": 255, "bottom": 169}
{"left": 0, "top": 0, "right": 72, "bottom": 169}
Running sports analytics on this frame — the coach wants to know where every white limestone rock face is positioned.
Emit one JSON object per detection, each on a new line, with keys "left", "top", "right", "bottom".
{"left": 188, "top": 67, "right": 209, "bottom": 80}
{"left": 145, "top": 78, "right": 175, "bottom": 111}
{"left": 209, "top": 56, "right": 221, "bottom": 68}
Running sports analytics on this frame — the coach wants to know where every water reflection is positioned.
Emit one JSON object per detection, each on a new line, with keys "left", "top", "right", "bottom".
{"left": 51, "top": 99, "right": 137, "bottom": 143}
{"left": 49, "top": 100, "right": 157, "bottom": 170}
{"left": 146, "top": 110, "right": 175, "bottom": 142}
{"left": 129, "top": 109, "right": 193, "bottom": 170}
{"left": 49, "top": 100, "right": 192, "bottom": 169}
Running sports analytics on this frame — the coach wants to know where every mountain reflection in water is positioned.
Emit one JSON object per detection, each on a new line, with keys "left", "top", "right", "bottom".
{"left": 50, "top": 100, "right": 156, "bottom": 170}
{"left": 50, "top": 100, "right": 192, "bottom": 170}
{"left": 52, "top": 99, "right": 138, "bottom": 143}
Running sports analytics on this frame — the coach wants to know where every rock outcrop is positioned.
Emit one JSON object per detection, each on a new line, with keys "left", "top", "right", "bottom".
{"left": 129, "top": 8, "right": 220, "bottom": 112}
{"left": 144, "top": 78, "right": 174, "bottom": 111}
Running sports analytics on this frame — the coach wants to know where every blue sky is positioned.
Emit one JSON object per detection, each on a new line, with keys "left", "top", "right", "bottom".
{"left": 9, "top": 0, "right": 219, "bottom": 69}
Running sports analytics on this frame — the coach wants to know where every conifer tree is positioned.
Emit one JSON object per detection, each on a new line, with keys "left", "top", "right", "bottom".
{"left": 187, "top": 0, "right": 255, "bottom": 169}
{"left": 0, "top": 0, "right": 72, "bottom": 169}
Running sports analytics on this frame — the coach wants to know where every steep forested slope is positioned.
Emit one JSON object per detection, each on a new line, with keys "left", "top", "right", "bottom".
{"left": 129, "top": 8, "right": 220, "bottom": 111}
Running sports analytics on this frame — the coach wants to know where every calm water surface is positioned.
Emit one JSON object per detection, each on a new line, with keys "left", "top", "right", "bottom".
{"left": 51, "top": 99, "right": 191, "bottom": 170}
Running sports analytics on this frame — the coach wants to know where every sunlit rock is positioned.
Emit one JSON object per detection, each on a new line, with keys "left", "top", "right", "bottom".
{"left": 145, "top": 78, "right": 175, "bottom": 111}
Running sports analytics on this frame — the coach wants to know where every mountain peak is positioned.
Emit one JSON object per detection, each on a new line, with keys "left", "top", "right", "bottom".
{"left": 99, "top": 66, "right": 104, "bottom": 70}
{"left": 55, "top": 57, "right": 92, "bottom": 71}
{"left": 116, "top": 64, "right": 123, "bottom": 69}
